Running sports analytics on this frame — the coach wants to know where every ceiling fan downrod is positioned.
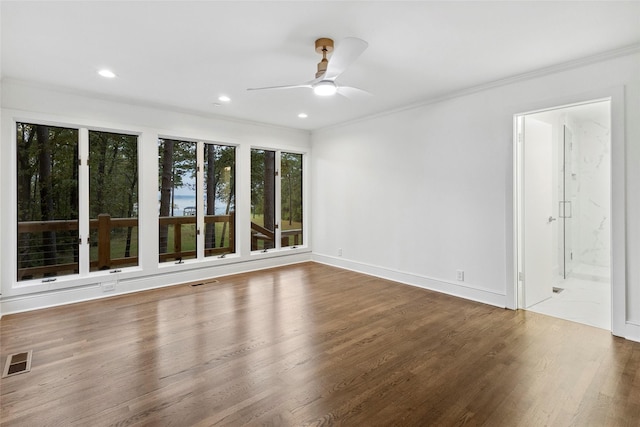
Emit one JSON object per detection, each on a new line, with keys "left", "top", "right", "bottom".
{"left": 315, "top": 38, "right": 334, "bottom": 78}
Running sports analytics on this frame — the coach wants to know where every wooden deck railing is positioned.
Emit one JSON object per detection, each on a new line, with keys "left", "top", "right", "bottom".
{"left": 17, "top": 213, "right": 235, "bottom": 279}
{"left": 158, "top": 213, "right": 235, "bottom": 262}
{"left": 17, "top": 216, "right": 140, "bottom": 279}
{"left": 250, "top": 222, "right": 302, "bottom": 250}
{"left": 17, "top": 213, "right": 300, "bottom": 279}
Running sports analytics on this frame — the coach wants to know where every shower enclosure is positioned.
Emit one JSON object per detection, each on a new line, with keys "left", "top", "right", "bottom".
{"left": 559, "top": 125, "right": 574, "bottom": 279}
{"left": 518, "top": 99, "right": 613, "bottom": 331}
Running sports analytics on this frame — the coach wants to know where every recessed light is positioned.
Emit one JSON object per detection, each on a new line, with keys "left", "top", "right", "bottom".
{"left": 98, "top": 69, "right": 116, "bottom": 78}
{"left": 218, "top": 95, "right": 231, "bottom": 102}
{"left": 298, "top": 113, "right": 308, "bottom": 119}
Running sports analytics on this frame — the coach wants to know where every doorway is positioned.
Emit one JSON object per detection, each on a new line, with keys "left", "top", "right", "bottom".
{"left": 516, "top": 99, "right": 611, "bottom": 330}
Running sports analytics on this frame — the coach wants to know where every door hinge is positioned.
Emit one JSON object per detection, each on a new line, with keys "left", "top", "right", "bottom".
{"left": 518, "top": 272, "right": 523, "bottom": 281}
{"left": 517, "top": 133, "right": 523, "bottom": 144}
{"left": 275, "top": 170, "right": 279, "bottom": 177}
{"left": 275, "top": 223, "right": 279, "bottom": 229}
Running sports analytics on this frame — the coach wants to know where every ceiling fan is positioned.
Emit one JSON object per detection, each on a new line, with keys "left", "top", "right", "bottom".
{"left": 247, "top": 37, "right": 369, "bottom": 97}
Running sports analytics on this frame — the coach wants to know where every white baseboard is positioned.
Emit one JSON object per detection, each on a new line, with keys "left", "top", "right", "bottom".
{"left": 1, "top": 253, "right": 312, "bottom": 316}
{"left": 626, "top": 321, "right": 640, "bottom": 343}
{"left": 312, "top": 254, "right": 507, "bottom": 308}
{"left": 4, "top": 251, "right": 639, "bottom": 344}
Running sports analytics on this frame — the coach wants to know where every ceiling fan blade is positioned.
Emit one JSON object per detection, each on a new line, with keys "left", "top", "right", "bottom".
{"left": 247, "top": 77, "right": 321, "bottom": 92}
{"left": 247, "top": 83, "right": 311, "bottom": 91}
{"left": 324, "top": 37, "right": 368, "bottom": 81}
{"left": 337, "top": 85, "right": 373, "bottom": 99}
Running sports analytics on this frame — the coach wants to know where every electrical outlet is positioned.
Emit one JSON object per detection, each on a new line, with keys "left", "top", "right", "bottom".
{"left": 338, "top": 248, "right": 343, "bottom": 257}
{"left": 456, "top": 270, "right": 464, "bottom": 281}
{"left": 101, "top": 281, "right": 116, "bottom": 292}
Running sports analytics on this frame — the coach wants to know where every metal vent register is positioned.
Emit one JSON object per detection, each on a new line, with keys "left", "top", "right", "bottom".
{"left": 2, "top": 350, "right": 33, "bottom": 378}
{"left": 191, "top": 279, "right": 219, "bottom": 287}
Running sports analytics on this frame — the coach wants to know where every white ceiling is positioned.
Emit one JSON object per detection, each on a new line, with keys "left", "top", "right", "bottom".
{"left": 2, "top": 1, "right": 639, "bottom": 131}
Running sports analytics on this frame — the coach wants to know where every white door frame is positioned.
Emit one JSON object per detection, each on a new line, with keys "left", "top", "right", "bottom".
{"left": 512, "top": 88, "right": 626, "bottom": 337}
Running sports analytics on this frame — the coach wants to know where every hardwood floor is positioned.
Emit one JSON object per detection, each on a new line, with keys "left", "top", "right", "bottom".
{"left": 1, "top": 262, "right": 639, "bottom": 426}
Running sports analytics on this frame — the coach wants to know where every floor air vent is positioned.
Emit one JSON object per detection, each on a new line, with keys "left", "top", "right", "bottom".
{"left": 552, "top": 287, "right": 564, "bottom": 294}
{"left": 191, "top": 280, "right": 219, "bottom": 287}
{"left": 2, "top": 350, "right": 33, "bottom": 378}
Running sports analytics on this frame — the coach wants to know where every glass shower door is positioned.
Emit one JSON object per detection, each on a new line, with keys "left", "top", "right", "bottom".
{"left": 560, "top": 125, "right": 574, "bottom": 279}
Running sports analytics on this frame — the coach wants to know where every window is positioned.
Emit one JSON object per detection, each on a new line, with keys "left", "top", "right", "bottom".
{"left": 158, "top": 140, "right": 236, "bottom": 263}
{"left": 16, "top": 123, "right": 79, "bottom": 281}
{"left": 203, "top": 143, "right": 236, "bottom": 257}
{"left": 250, "top": 149, "right": 305, "bottom": 252}
{"left": 250, "top": 149, "right": 276, "bottom": 250}
{"left": 281, "top": 152, "right": 303, "bottom": 247}
{"left": 16, "top": 120, "right": 300, "bottom": 286}
{"left": 158, "top": 139, "right": 198, "bottom": 263}
{"left": 89, "top": 131, "right": 138, "bottom": 271}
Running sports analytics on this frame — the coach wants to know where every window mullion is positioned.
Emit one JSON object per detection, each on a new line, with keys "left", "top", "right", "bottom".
{"left": 197, "top": 141, "right": 205, "bottom": 260}
{"left": 78, "top": 127, "right": 90, "bottom": 276}
{"left": 275, "top": 150, "right": 282, "bottom": 249}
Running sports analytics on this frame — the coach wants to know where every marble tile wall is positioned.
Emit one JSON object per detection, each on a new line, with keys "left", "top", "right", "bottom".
{"left": 571, "top": 117, "right": 611, "bottom": 270}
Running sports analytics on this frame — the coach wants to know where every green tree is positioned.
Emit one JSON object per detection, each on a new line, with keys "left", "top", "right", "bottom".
{"left": 281, "top": 153, "right": 303, "bottom": 225}
{"left": 214, "top": 145, "right": 235, "bottom": 249}
{"left": 250, "top": 149, "right": 275, "bottom": 249}
{"left": 158, "top": 139, "right": 197, "bottom": 258}
{"left": 17, "top": 123, "right": 79, "bottom": 279}
{"left": 205, "top": 144, "right": 217, "bottom": 248}
{"left": 89, "top": 131, "right": 138, "bottom": 269}
{"left": 158, "top": 139, "right": 175, "bottom": 254}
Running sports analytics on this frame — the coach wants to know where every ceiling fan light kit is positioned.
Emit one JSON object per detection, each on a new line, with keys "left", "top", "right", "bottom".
{"left": 313, "top": 80, "right": 337, "bottom": 96}
{"left": 247, "top": 36, "right": 369, "bottom": 98}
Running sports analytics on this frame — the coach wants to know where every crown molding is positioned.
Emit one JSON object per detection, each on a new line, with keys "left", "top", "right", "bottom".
{"left": 1, "top": 77, "right": 310, "bottom": 135}
{"left": 314, "top": 43, "right": 640, "bottom": 134}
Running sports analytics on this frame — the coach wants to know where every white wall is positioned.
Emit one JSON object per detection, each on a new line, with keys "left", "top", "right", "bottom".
{"left": 0, "top": 3, "right": 3, "bottom": 318}
{"left": 312, "top": 91, "right": 510, "bottom": 306}
{"left": 0, "top": 80, "right": 312, "bottom": 314}
{"left": 311, "top": 50, "right": 640, "bottom": 340}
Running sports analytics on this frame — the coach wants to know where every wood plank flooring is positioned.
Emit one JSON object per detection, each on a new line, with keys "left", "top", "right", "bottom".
{"left": 1, "top": 262, "right": 639, "bottom": 426}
